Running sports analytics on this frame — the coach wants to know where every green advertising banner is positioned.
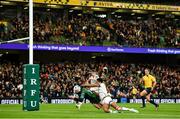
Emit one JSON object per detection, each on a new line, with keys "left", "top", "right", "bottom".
{"left": 23, "top": 64, "right": 40, "bottom": 111}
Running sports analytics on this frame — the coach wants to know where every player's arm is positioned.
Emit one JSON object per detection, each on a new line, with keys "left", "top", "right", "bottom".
{"left": 78, "top": 88, "right": 86, "bottom": 102}
{"left": 68, "top": 95, "right": 76, "bottom": 99}
{"left": 81, "top": 83, "right": 100, "bottom": 87}
{"left": 85, "top": 77, "right": 91, "bottom": 84}
{"left": 139, "top": 77, "right": 144, "bottom": 84}
{"left": 151, "top": 76, "right": 156, "bottom": 90}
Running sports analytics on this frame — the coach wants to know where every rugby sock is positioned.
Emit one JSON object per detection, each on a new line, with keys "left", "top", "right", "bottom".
{"left": 121, "top": 107, "right": 130, "bottom": 111}
{"left": 149, "top": 99, "right": 158, "bottom": 107}
{"left": 141, "top": 96, "right": 146, "bottom": 107}
{"left": 115, "top": 106, "right": 121, "bottom": 111}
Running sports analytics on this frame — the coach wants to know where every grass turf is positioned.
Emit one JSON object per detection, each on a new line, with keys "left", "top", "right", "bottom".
{"left": 0, "top": 103, "right": 180, "bottom": 119}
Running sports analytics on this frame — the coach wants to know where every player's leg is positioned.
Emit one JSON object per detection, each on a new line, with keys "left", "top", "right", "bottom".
{"left": 101, "top": 97, "right": 118, "bottom": 113}
{"left": 104, "top": 97, "right": 139, "bottom": 113}
{"left": 89, "top": 93, "right": 102, "bottom": 110}
{"left": 102, "top": 103, "right": 111, "bottom": 113}
{"left": 93, "top": 103, "right": 102, "bottom": 109}
{"left": 140, "top": 90, "right": 147, "bottom": 108}
{"left": 75, "top": 102, "right": 82, "bottom": 110}
{"left": 133, "top": 94, "right": 136, "bottom": 103}
{"left": 110, "top": 101, "right": 129, "bottom": 111}
{"left": 111, "top": 101, "right": 122, "bottom": 111}
{"left": 68, "top": 95, "right": 82, "bottom": 110}
{"left": 110, "top": 101, "right": 138, "bottom": 113}
{"left": 146, "top": 94, "right": 159, "bottom": 110}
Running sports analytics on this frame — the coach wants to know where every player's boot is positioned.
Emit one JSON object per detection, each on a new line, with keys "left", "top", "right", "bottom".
{"left": 75, "top": 102, "right": 82, "bottom": 110}
{"left": 129, "top": 108, "right": 139, "bottom": 113}
{"left": 112, "top": 110, "right": 119, "bottom": 114}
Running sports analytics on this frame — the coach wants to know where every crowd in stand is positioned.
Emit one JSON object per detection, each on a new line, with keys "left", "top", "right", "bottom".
{"left": 0, "top": 61, "right": 179, "bottom": 99}
{"left": 0, "top": 12, "right": 179, "bottom": 47}
{"left": 105, "top": 18, "right": 180, "bottom": 47}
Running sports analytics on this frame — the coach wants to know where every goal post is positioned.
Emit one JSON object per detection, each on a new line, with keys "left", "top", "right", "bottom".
{"left": 22, "top": 0, "right": 40, "bottom": 111}
{"left": 23, "top": 64, "right": 40, "bottom": 111}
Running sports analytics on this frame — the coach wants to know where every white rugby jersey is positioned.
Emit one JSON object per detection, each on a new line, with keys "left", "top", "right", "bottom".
{"left": 89, "top": 74, "right": 99, "bottom": 93}
{"left": 98, "top": 83, "right": 108, "bottom": 100}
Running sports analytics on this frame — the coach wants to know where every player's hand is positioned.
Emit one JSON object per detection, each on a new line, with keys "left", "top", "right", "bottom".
{"left": 68, "top": 95, "right": 75, "bottom": 99}
{"left": 151, "top": 87, "right": 154, "bottom": 93}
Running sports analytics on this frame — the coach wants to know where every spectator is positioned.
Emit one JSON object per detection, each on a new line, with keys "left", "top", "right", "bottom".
{"left": 1, "top": 12, "right": 179, "bottom": 48}
{"left": 0, "top": 61, "right": 179, "bottom": 99}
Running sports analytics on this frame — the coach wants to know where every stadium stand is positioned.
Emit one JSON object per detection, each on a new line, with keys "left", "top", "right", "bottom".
{"left": 0, "top": 61, "right": 179, "bottom": 99}
{"left": 0, "top": 12, "right": 179, "bottom": 48}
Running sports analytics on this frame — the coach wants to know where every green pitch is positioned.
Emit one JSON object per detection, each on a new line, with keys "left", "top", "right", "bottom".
{"left": 0, "top": 104, "right": 180, "bottom": 119}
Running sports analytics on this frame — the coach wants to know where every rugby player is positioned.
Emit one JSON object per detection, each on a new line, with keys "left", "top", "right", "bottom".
{"left": 82, "top": 78, "right": 139, "bottom": 113}
{"left": 140, "top": 68, "right": 159, "bottom": 110}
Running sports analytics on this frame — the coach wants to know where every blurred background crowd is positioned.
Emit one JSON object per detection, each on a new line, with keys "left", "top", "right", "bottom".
{"left": 0, "top": 12, "right": 179, "bottom": 48}
{"left": 0, "top": 61, "right": 179, "bottom": 99}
